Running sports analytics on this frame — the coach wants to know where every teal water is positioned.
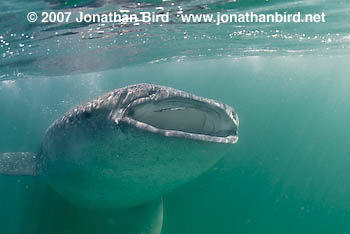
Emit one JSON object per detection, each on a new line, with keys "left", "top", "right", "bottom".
{"left": 1, "top": 0, "right": 350, "bottom": 234}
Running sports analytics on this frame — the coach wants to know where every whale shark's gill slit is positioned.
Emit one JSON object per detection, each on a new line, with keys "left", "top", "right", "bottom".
{"left": 126, "top": 97, "right": 236, "bottom": 137}
{"left": 154, "top": 107, "right": 185, "bottom": 112}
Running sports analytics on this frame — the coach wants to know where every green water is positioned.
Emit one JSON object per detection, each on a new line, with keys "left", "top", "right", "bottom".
{"left": 1, "top": 0, "right": 350, "bottom": 233}
{"left": 1, "top": 57, "right": 350, "bottom": 233}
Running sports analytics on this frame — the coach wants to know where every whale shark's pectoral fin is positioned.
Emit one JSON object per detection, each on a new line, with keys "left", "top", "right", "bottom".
{"left": 0, "top": 152, "right": 37, "bottom": 176}
{"left": 132, "top": 197, "right": 164, "bottom": 234}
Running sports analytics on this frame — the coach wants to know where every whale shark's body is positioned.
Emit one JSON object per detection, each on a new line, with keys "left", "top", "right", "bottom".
{"left": 0, "top": 83, "right": 239, "bottom": 234}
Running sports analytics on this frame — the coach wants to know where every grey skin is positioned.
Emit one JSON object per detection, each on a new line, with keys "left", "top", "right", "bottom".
{"left": 0, "top": 83, "right": 239, "bottom": 234}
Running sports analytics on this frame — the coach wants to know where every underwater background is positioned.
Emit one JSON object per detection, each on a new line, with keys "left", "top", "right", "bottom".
{"left": 1, "top": 0, "right": 350, "bottom": 233}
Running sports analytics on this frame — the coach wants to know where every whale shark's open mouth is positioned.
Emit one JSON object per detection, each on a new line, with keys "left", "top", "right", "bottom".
{"left": 122, "top": 94, "right": 239, "bottom": 144}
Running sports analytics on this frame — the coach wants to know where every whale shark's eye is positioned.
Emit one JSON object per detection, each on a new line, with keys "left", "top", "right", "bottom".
{"left": 127, "top": 98, "right": 236, "bottom": 137}
{"left": 82, "top": 111, "right": 92, "bottom": 119}
{"left": 148, "top": 90, "right": 156, "bottom": 96}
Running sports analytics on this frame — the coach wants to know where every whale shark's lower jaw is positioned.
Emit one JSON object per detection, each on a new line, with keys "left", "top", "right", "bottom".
{"left": 118, "top": 85, "right": 239, "bottom": 144}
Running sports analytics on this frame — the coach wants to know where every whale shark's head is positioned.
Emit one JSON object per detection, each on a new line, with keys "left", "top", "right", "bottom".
{"left": 43, "top": 84, "right": 239, "bottom": 208}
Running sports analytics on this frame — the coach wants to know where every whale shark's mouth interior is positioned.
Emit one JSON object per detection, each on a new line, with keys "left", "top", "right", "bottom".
{"left": 127, "top": 98, "right": 236, "bottom": 137}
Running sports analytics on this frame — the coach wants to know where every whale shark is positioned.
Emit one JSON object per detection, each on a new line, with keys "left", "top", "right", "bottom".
{"left": 0, "top": 83, "right": 239, "bottom": 234}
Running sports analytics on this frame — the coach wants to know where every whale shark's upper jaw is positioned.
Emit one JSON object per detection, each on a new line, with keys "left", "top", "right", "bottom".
{"left": 113, "top": 84, "right": 239, "bottom": 144}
